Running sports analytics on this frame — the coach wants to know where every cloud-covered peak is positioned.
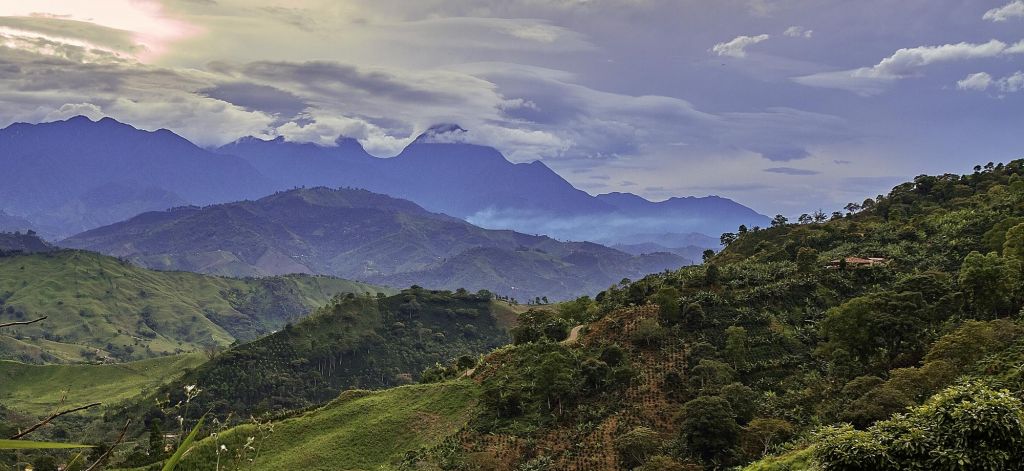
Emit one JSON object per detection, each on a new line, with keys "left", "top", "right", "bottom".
{"left": 413, "top": 124, "right": 469, "bottom": 143}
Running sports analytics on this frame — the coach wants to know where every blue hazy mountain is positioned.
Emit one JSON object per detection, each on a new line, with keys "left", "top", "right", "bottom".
{"left": 219, "top": 125, "right": 768, "bottom": 244}
{"left": 0, "top": 116, "right": 271, "bottom": 237}
{"left": 0, "top": 117, "right": 767, "bottom": 245}
{"left": 63, "top": 187, "right": 686, "bottom": 300}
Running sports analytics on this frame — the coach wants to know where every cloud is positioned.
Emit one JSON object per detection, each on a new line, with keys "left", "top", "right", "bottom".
{"left": 711, "top": 34, "right": 770, "bottom": 58}
{"left": 984, "top": 1, "right": 1024, "bottom": 22}
{"left": 783, "top": 26, "right": 813, "bottom": 39}
{"left": 957, "top": 72, "right": 993, "bottom": 91}
{"left": 956, "top": 71, "right": 1024, "bottom": 93}
{"left": 764, "top": 167, "right": 820, "bottom": 176}
{"left": 1002, "top": 71, "right": 1024, "bottom": 92}
{"left": 753, "top": 147, "right": 810, "bottom": 162}
{"left": 198, "top": 82, "right": 308, "bottom": 119}
{"left": 795, "top": 39, "right": 1024, "bottom": 95}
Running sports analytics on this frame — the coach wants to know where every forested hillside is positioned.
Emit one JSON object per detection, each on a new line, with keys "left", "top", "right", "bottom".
{"left": 386, "top": 160, "right": 1024, "bottom": 470}
{"left": 0, "top": 250, "right": 390, "bottom": 363}
{"left": 93, "top": 287, "right": 507, "bottom": 442}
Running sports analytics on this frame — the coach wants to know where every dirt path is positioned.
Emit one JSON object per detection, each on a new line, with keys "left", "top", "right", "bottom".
{"left": 563, "top": 325, "right": 585, "bottom": 345}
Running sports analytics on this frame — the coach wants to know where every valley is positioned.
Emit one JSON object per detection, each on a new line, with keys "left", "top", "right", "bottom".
{"left": 3, "top": 160, "right": 1021, "bottom": 471}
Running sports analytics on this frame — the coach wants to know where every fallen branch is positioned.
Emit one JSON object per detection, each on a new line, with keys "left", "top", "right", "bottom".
{"left": 10, "top": 402, "right": 102, "bottom": 439}
{"left": 84, "top": 420, "right": 131, "bottom": 471}
{"left": 0, "top": 316, "right": 47, "bottom": 329}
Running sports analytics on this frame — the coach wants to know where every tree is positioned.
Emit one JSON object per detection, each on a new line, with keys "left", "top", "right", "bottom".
{"left": 678, "top": 396, "right": 740, "bottom": 463}
{"left": 535, "top": 350, "right": 580, "bottom": 416}
{"left": 771, "top": 214, "right": 789, "bottom": 227}
{"left": 958, "top": 251, "right": 1018, "bottom": 318}
{"left": 796, "top": 246, "right": 818, "bottom": 273}
{"left": 149, "top": 420, "right": 165, "bottom": 457}
{"left": 1002, "top": 222, "right": 1024, "bottom": 263}
{"left": 738, "top": 224, "right": 748, "bottom": 234}
{"left": 818, "top": 291, "right": 930, "bottom": 366}
{"left": 816, "top": 382, "right": 1024, "bottom": 470}
{"left": 614, "top": 426, "right": 661, "bottom": 468}
{"left": 690, "top": 359, "right": 735, "bottom": 393}
{"left": 724, "top": 326, "right": 748, "bottom": 368}
{"left": 631, "top": 318, "right": 666, "bottom": 347}
{"left": 702, "top": 249, "right": 715, "bottom": 263}
{"left": 721, "top": 382, "right": 757, "bottom": 424}
{"left": 720, "top": 232, "right": 738, "bottom": 246}
{"left": 813, "top": 209, "right": 828, "bottom": 223}
{"left": 742, "top": 418, "right": 796, "bottom": 459}
{"left": 704, "top": 264, "right": 720, "bottom": 286}
{"left": 653, "top": 287, "right": 682, "bottom": 325}
{"left": 844, "top": 202, "right": 862, "bottom": 215}
{"left": 798, "top": 213, "right": 812, "bottom": 224}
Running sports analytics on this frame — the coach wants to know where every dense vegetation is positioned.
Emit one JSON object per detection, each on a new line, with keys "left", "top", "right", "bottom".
{"left": 119, "top": 288, "right": 509, "bottom": 419}
{"left": 0, "top": 249, "right": 389, "bottom": 363}
{"left": 381, "top": 160, "right": 1024, "bottom": 470}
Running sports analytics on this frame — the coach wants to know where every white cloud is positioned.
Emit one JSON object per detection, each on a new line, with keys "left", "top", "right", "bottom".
{"left": 984, "top": 1, "right": 1024, "bottom": 22}
{"left": 784, "top": 26, "right": 813, "bottom": 39}
{"left": 711, "top": 34, "right": 770, "bottom": 58}
{"left": 1003, "top": 71, "right": 1024, "bottom": 92}
{"left": 957, "top": 72, "right": 993, "bottom": 91}
{"left": 796, "top": 39, "right": 1024, "bottom": 95}
{"left": 956, "top": 71, "right": 1024, "bottom": 94}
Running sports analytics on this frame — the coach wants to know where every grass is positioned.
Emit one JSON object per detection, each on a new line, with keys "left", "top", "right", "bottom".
{"left": 0, "top": 354, "right": 205, "bottom": 415}
{"left": 0, "top": 250, "right": 391, "bottom": 362}
{"left": 149, "top": 381, "right": 480, "bottom": 471}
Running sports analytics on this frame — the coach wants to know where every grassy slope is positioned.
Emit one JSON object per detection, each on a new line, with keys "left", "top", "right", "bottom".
{"left": 0, "top": 250, "right": 392, "bottom": 363}
{"left": 0, "top": 354, "right": 204, "bottom": 415}
{"left": 141, "top": 382, "right": 480, "bottom": 471}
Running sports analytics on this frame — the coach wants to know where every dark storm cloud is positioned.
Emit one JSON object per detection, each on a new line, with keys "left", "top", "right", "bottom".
{"left": 199, "top": 82, "right": 309, "bottom": 118}
{"left": 238, "top": 61, "right": 459, "bottom": 104}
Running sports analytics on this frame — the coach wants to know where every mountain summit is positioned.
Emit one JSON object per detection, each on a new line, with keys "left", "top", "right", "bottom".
{"left": 63, "top": 187, "right": 686, "bottom": 300}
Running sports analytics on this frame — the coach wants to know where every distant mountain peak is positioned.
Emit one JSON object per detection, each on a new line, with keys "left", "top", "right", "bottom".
{"left": 414, "top": 123, "right": 468, "bottom": 143}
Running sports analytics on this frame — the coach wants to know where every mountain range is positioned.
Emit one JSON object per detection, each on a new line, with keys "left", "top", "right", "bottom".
{"left": 0, "top": 117, "right": 767, "bottom": 246}
{"left": 62, "top": 187, "right": 686, "bottom": 300}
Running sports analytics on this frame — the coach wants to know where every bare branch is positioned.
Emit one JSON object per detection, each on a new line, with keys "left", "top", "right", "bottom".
{"left": 84, "top": 420, "right": 131, "bottom": 471}
{"left": 0, "top": 316, "right": 47, "bottom": 329}
{"left": 10, "top": 402, "right": 102, "bottom": 439}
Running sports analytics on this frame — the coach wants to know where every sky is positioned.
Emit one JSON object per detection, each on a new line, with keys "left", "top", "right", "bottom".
{"left": 0, "top": 0, "right": 1022, "bottom": 216}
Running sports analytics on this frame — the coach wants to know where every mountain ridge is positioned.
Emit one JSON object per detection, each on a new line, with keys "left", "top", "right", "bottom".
{"left": 62, "top": 187, "right": 687, "bottom": 300}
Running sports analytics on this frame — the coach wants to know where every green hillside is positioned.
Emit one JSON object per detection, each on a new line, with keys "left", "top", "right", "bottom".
{"left": 0, "top": 354, "right": 204, "bottom": 415}
{"left": 0, "top": 250, "right": 392, "bottom": 363}
{"left": 129, "top": 382, "right": 479, "bottom": 471}
{"left": 108, "top": 287, "right": 509, "bottom": 436}
{"left": 379, "top": 160, "right": 1024, "bottom": 470}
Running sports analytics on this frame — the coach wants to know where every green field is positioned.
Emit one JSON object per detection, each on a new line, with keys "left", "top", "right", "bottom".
{"left": 0, "top": 250, "right": 392, "bottom": 362}
{"left": 143, "top": 381, "right": 480, "bottom": 471}
{"left": 0, "top": 354, "right": 205, "bottom": 415}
